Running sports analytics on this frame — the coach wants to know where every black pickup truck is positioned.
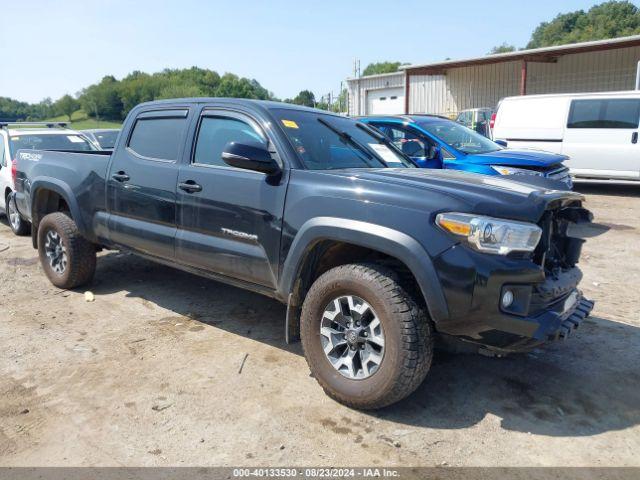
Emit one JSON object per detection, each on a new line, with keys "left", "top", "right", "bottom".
{"left": 13, "top": 98, "right": 594, "bottom": 409}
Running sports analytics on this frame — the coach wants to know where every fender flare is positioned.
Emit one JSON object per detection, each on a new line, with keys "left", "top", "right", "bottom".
{"left": 30, "top": 178, "right": 86, "bottom": 233}
{"left": 279, "top": 217, "right": 449, "bottom": 323}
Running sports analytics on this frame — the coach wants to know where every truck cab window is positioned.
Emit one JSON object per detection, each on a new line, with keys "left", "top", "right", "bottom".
{"left": 193, "top": 116, "right": 266, "bottom": 167}
{"left": 128, "top": 117, "right": 187, "bottom": 160}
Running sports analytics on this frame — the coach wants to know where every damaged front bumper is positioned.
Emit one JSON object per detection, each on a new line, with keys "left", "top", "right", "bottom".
{"left": 433, "top": 243, "right": 596, "bottom": 355}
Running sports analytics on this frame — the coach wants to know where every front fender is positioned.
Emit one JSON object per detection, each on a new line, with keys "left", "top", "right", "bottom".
{"left": 279, "top": 217, "right": 449, "bottom": 323}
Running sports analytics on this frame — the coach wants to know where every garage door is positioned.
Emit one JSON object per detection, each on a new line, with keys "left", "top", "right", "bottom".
{"left": 366, "top": 88, "right": 405, "bottom": 115}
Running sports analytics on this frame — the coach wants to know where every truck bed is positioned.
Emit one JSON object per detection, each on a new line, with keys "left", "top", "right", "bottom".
{"left": 14, "top": 149, "right": 112, "bottom": 244}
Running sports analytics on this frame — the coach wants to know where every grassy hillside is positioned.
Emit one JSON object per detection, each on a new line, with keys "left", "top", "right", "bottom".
{"left": 45, "top": 110, "right": 122, "bottom": 130}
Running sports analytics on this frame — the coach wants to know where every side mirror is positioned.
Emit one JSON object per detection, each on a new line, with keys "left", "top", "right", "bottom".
{"left": 222, "top": 141, "right": 280, "bottom": 175}
{"left": 494, "top": 139, "right": 508, "bottom": 148}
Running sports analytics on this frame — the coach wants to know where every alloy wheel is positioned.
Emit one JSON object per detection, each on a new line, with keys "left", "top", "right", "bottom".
{"left": 44, "top": 230, "right": 68, "bottom": 275}
{"left": 320, "top": 295, "right": 385, "bottom": 379}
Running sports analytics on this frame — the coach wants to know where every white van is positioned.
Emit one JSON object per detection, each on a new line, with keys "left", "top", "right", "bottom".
{"left": 493, "top": 91, "right": 640, "bottom": 181}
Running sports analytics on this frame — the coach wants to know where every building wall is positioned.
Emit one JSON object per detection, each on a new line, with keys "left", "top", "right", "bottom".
{"left": 407, "top": 45, "right": 640, "bottom": 116}
{"left": 408, "top": 61, "right": 521, "bottom": 116}
{"left": 527, "top": 45, "right": 640, "bottom": 94}
{"left": 348, "top": 45, "right": 640, "bottom": 117}
{"left": 347, "top": 73, "right": 404, "bottom": 116}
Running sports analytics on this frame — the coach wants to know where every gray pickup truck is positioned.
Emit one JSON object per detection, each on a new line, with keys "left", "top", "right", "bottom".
{"left": 13, "top": 98, "right": 594, "bottom": 409}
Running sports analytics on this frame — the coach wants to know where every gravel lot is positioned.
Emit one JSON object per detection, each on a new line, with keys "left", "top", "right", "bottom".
{"left": 0, "top": 182, "right": 639, "bottom": 467}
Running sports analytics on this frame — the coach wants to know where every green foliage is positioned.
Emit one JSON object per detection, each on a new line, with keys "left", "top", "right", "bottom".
{"left": 54, "top": 95, "right": 79, "bottom": 122}
{"left": 488, "top": 43, "right": 517, "bottom": 54}
{"left": 527, "top": 1, "right": 640, "bottom": 48}
{"left": 2, "top": 67, "right": 273, "bottom": 123}
{"left": 45, "top": 110, "right": 122, "bottom": 130}
{"left": 362, "top": 61, "right": 405, "bottom": 76}
{"left": 0, "top": 97, "right": 55, "bottom": 121}
{"left": 287, "top": 90, "right": 316, "bottom": 107}
{"left": 74, "top": 67, "right": 273, "bottom": 121}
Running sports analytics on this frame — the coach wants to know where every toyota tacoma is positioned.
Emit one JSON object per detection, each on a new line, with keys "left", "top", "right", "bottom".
{"left": 12, "top": 98, "right": 594, "bottom": 409}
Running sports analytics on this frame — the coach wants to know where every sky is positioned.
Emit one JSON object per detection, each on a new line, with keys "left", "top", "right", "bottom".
{"left": 0, "top": 0, "right": 610, "bottom": 104}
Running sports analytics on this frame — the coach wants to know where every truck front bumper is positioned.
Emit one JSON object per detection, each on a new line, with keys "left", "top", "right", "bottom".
{"left": 432, "top": 244, "right": 595, "bottom": 354}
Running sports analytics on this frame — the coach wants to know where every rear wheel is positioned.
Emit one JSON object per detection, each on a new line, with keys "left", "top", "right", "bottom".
{"left": 6, "top": 193, "right": 30, "bottom": 236}
{"left": 300, "top": 263, "right": 433, "bottom": 409}
{"left": 37, "top": 212, "right": 96, "bottom": 289}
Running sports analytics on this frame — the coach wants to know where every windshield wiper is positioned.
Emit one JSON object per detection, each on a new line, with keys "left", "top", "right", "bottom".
{"left": 317, "top": 118, "right": 381, "bottom": 167}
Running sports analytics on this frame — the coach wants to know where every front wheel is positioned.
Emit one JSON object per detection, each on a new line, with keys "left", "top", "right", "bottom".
{"left": 300, "top": 263, "right": 433, "bottom": 409}
{"left": 6, "top": 193, "right": 30, "bottom": 236}
{"left": 37, "top": 212, "right": 96, "bottom": 289}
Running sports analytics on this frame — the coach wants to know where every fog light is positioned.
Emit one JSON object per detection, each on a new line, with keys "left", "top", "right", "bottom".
{"left": 502, "top": 290, "right": 514, "bottom": 309}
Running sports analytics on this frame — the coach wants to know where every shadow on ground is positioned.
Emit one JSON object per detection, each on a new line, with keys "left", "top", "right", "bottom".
{"left": 89, "top": 252, "right": 640, "bottom": 439}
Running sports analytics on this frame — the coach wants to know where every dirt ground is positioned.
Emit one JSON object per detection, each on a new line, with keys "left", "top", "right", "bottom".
{"left": 0, "top": 182, "right": 639, "bottom": 467}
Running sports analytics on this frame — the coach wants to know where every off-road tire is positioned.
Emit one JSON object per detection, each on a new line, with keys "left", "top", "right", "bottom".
{"left": 6, "top": 193, "right": 30, "bottom": 236}
{"left": 300, "top": 263, "right": 433, "bottom": 409}
{"left": 37, "top": 212, "right": 96, "bottom": 289}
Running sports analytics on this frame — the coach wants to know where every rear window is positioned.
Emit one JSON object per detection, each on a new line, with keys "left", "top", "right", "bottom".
{"left": 9, "top": 133, "right": 95, "bottom": 156}
{"left": 567, "top": 99, "right": 640, "bottom": 129}
{"left": 128, "top": 117, "right": 187, "bottom": 160}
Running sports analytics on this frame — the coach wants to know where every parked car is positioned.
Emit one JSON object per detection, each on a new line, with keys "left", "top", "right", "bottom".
{"left": 493, "top": 91, "right": 640, "bottom": 181}
{"left": 82, "top": 129, "right": 120, "bottom": 150}
{"left": 13, "top": 98, "right": 594, "bottom": 409}
{"left": 0, "top": 122, "right": 97, "bottom": 235}
{"left": 455, "top": 107, "right": 495, "bottom": 138}
{"left": 361, "top": 115, "right": 572, "bottom": 189}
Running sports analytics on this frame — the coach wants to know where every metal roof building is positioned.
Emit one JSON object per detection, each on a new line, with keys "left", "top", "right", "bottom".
{"left": 347, "top": 35, "right": 640, "bottom": 117}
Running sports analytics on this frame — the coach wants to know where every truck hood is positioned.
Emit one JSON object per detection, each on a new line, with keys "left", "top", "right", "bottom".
{"left": 463, "top": 148, "right": 567, "bottom": 168}
{"left": 325, "top": 168, "right": 582, "bottom": 222}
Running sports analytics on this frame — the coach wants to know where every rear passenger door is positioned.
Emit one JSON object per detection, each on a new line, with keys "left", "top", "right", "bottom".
{"left": 563, "top": 98, "right": 640, "bottom": 179}
{"left": 175, "top": 108, "right": 287, "bottom": 289}
{"left": 107, "top": 108, "right": 190, "bottom": 258}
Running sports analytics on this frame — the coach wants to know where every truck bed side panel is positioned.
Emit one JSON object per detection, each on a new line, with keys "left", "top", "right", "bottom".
{"left": 15, "top": 150, "right": 111, "bottom": 244}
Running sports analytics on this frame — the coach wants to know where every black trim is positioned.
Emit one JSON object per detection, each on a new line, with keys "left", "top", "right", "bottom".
{"left": 506, "top": 138, "right": 563, "bottom": 143}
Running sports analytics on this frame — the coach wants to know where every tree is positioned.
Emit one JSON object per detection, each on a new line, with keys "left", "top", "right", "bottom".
{"left": 362, "top": 61, "right": 405, "bottom": 76}
{"left": 55, "top": 95, "right": 79, "bottom": 122}
{"left": 487, "top": 43, "right": 517, "bottom": 54}
{"left": 527, "top": 1, "right": 640, "bottom": 48}
{"left": 290, "top": 90, "right": 316, "bottom": 107}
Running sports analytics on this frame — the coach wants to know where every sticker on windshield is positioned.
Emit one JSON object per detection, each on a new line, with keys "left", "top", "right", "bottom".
{"left": 67, "top": 135, "right": 86, "bottom": 143}
{"left": 368, "top": 143, "right": 403, "bottom": 166}
{"left": 281, "top": 120, "right": 299, "bottom": 129}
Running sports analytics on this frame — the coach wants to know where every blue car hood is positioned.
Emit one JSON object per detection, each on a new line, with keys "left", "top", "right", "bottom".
{"left": 463, "top": 148, "right": 567, "bottom": 168}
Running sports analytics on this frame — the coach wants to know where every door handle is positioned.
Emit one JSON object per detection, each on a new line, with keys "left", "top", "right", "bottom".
{"left": 112, "top": 171, "right": 130, "bottom": 182}
{"left": 632, "top": 132, "right": 638, "bottom": 144}
{"left": 178, "top": 180, "right": 202, "bottom": 193}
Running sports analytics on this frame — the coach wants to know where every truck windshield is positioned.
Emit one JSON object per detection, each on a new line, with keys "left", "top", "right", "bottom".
{"left": 418, "top": 120, "right": 501, "bottom": 155}
{"left": 271, "top": 109, "right": 413, "bottom": 170}
{"left": 9, "top": 133, "right": 96, "bottom": 157}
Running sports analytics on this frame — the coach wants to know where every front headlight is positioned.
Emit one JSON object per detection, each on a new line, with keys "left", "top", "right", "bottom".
{"left": 436, "top": 212, "right": 542, "bottom": 255}
{"left": 491, "top": 165, "right": 544, "bottom": 177}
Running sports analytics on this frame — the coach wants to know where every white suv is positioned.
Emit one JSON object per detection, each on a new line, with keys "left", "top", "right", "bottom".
{"left": 0, "top": 122, "right": 96, "bottom": 235}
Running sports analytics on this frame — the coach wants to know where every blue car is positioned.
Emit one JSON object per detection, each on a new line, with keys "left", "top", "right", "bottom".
{"left": 360, "top": 115, "right": 572, "bottom": 189}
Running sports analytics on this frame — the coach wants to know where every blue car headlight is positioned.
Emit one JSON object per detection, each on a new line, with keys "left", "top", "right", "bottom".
{"left": 491, "top": 165, "right": 544, "bottom": 177}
